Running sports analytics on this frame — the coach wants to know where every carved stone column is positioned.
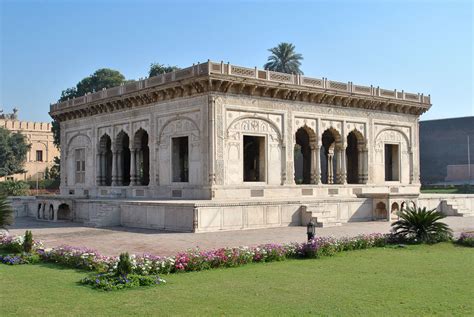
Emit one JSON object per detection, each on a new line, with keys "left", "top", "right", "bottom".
{"left": 408, "top": 148, "right": 414, "bottom": 184}
{"left": 97, "top": 153, "right": 103, "bottom": 186}
{"left": 315, "top": 142, "right": 321, "bottom": 184}
{"left": 130, "top": 148, "right": 137, "bottom": 186}
{"left": 155, "top": 142, "right": 160, "bottom": 185}
{"left": 111, "top": 150, "right": 119, "bottom": 186}
{"left": 310, "top": 144, "right": 321, "bottom": 184}
{"left": 340, "top": 146, "right": 347, "bottom": 185}
{"left": 335, "top": 147, "right": 343, "bottom": 184}
{"left": 117, "top": 150, "right": 123, "bottom": 186}
{"left": 327, "top": 150, "right": 334, "bottom": 185}
{"left": 361, "top": 149, "right": 368, "bottom": 184}
{"left": 357, "top": 147, "right": 364, "bottom": 184}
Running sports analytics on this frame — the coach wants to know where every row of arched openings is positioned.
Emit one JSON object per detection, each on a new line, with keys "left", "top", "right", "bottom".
{"left": 98, "top": 129, "right": 149, "bottom": 186}
{"left": 294, "top": 127, "right": 367, "bottom": 185}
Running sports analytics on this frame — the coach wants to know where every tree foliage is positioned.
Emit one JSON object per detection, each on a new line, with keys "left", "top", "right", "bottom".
{"left": 58, "top": 68, "right": 126, "bottom": 102}
{"left": 53, "top": 68, "right": 127, "bottom": 147}
{"left": 0, "top": 180, "right": 30, "bottom": 196}
{"left": 264, "top": 42, "right": 304, "bottom": 75}
{"left": 49, "top": 156, "right": 60, "bottom": 181}
{"left": 148, "top": 63, "right": 180, "bottom": 77}
{"left": 391, "top": 206, "right": 453, "bottom": 243}
{"left": 0, "top": 127, "right": 30, "bottom": 177}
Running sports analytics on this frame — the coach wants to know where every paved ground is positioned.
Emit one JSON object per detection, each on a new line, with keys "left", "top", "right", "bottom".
{"left": 7, "top": 216, "right": 474, "bottom": 256}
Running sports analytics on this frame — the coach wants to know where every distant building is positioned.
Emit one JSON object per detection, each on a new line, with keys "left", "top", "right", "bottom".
{"left": 420, "top": 116, "right": 474, "bottom": 184}
{"left": 0, "top": 116, "right": 59, "bottom": 181}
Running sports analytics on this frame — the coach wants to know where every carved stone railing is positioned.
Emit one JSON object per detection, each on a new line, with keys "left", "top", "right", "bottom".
{"left": 50, "top": 60, "right": 430, "bottom": 112}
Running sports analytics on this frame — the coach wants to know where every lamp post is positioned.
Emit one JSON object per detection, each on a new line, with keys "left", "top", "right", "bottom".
{"left": 307, "top": 219, "right": 316, "bottom": 241}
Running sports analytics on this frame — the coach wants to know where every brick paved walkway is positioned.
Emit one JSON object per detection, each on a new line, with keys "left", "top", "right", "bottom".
{"left": 7, "top": 216, "right": 474, "bottom": 256}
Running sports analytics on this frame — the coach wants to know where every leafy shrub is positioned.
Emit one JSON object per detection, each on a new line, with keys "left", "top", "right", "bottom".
{"left": 391, "top": 206, "right": 453, "bottom": 244}
{"left": 456, "top": 232, "right": 474, "bottom": 247}
{"left": 0, "top": 195, "right": 13, "bottom": 229}
{"left": 0, "top": 253, "right": 40, "bottom": 265}
{"left": 1, "top": 234, "right": 25, "bottom": 253}
{"left": 0, "top": 233, "right": 43, "bottom": 254}
{"left": 80, "top": 273, "right": 165, "bottom": 291}
{"left": 23, "top": 230, "right": 33, "bottom": 253}
{"left": 26, "top": 179, "right": 60, "bottom": 190}
{"left": 117, "top": 252, "right": 133, "bottom": 276}
{"left": 0, "top": 180, "right": 30, "bottom": 196}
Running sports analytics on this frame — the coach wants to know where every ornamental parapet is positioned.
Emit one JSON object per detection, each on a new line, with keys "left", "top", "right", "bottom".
{"left": 50, "top": 60, "right": 431, "bottom": 121}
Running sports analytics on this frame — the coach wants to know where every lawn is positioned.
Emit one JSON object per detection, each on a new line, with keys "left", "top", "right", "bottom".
{"left": 0, "top": 243, "right": 472, "bottom": 316}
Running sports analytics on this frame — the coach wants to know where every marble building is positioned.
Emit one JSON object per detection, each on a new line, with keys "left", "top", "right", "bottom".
{"left": 17, "top": 60, "right": 451, "bottom": 231}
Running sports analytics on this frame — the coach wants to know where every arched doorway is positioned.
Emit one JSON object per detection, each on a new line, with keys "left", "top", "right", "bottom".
{"left": 346, "top": 130, "right": 366, "bottom": 184}
{"left": 321, "top": 128, "right": 340, "bottom": 184}
{"left": 375, "top": 202, "right": 388, "bottom": 220}
{"left": 294, "top": 127, "right": 315, "bottom": 184}
{"left": 57, "top": 204, "right": 72, "bottom": 221}
{"left": 391, "top": 202, "right": 400, "bottom": 220}
{"left": 99, "top": 134, "right": 113, "bottom": 186}
{"left": 49, "top": 204, "right": 54, "bottom": 221}
{"left": 115, "top": 131, "right": 131, "bottom": 186}
{"left": 132, "top": 129, "right": 150, "bottom": 186}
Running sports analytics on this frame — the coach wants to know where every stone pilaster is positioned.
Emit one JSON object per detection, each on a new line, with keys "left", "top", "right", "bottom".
{"left": 111, "top": 150, "right": 119, "bottom": 186}
{"left": 130, "top": 148, "right": 137, "bottom": 186}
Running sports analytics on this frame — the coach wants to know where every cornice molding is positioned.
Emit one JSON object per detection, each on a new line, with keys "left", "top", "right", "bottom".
{"left": 50, "top": 61, "right": 431, "bottom": 122}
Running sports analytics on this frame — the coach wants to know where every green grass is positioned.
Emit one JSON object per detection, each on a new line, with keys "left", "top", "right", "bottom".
{"left": 1, "top": 243, "right": 473, "bottom": 316}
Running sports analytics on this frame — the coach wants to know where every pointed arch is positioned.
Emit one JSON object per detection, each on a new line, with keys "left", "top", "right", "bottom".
{"left": 98, "top": 133, "right": 112, "bottom": 186}
{"left": 321, "top": 128, "right": 342, "bottom": 184}
{"left": 114, "top": 130, "right": 131, "bottom": 186}
{"left": 346, "top": 129, "right": 367, "bottom": 184}
{"left": 294, "top": 125, "right": 317, "bottom": 184}
{"left": 131, "top": 128, "right": 149, "bottom": 185}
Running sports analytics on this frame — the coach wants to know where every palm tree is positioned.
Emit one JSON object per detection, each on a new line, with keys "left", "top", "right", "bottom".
{"left": 0, "top": 196, "right": 13, "bottom": 230}
{"left": 264, "top": 43, "right": 304, "bottom": 74}
{"left": 391, "top": 206, "right": 452, "bottom": 243}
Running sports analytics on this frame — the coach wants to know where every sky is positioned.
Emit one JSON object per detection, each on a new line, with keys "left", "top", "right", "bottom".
{"left": 0, "top": 0, "right": 472, "bottom": 122}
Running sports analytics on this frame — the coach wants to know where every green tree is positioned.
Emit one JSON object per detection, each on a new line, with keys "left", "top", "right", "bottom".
{"left": 264, "top": 42, "right": 304, "bottom": 75}
{"left": 53, "top": 68, "right": 127, "bottom": 147}
{"left": 49, "top": 156, "right": 60, "bottom": 181}
{"left": 148, "top": 63, "right": 180, "bottom": 77}
{"left": 58, "top": 68, "right": 126, "bottom": 102}
{"left": 0, "top": 127, "right": 30, "bottom": 177}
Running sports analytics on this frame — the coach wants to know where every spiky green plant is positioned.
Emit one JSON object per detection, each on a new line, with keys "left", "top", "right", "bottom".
{"left": 0, "top": 195, "right": 13, "bottom": 230}
{"left": 391, "top": 206, "right": 452, "bottom": 243}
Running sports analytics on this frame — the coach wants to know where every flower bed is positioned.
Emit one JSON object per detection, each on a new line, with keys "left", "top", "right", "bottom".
{"left": 1, "top": 232, "right": 390, "bottom": 274}
{"left": 21, "top": 233, "right": 388, "bottom": 275}
{"left": 0, "top": 232, "right": 395, "bottom": 291}
{"left": 455, "top": 232, "right": 474, "bottom": 247}
{"left": 0, "top": 234, "right": 43, "bottom": 254}
{"left": 0, "top": 253, "right": 40, "bottom": 265}
{"left": 80, "top": 273, "right": 166, "bottom": 291}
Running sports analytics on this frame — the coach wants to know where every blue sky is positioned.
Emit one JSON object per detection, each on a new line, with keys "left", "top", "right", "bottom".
{"left": 1, "top": 0, "right": 472, "bottom": 122}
